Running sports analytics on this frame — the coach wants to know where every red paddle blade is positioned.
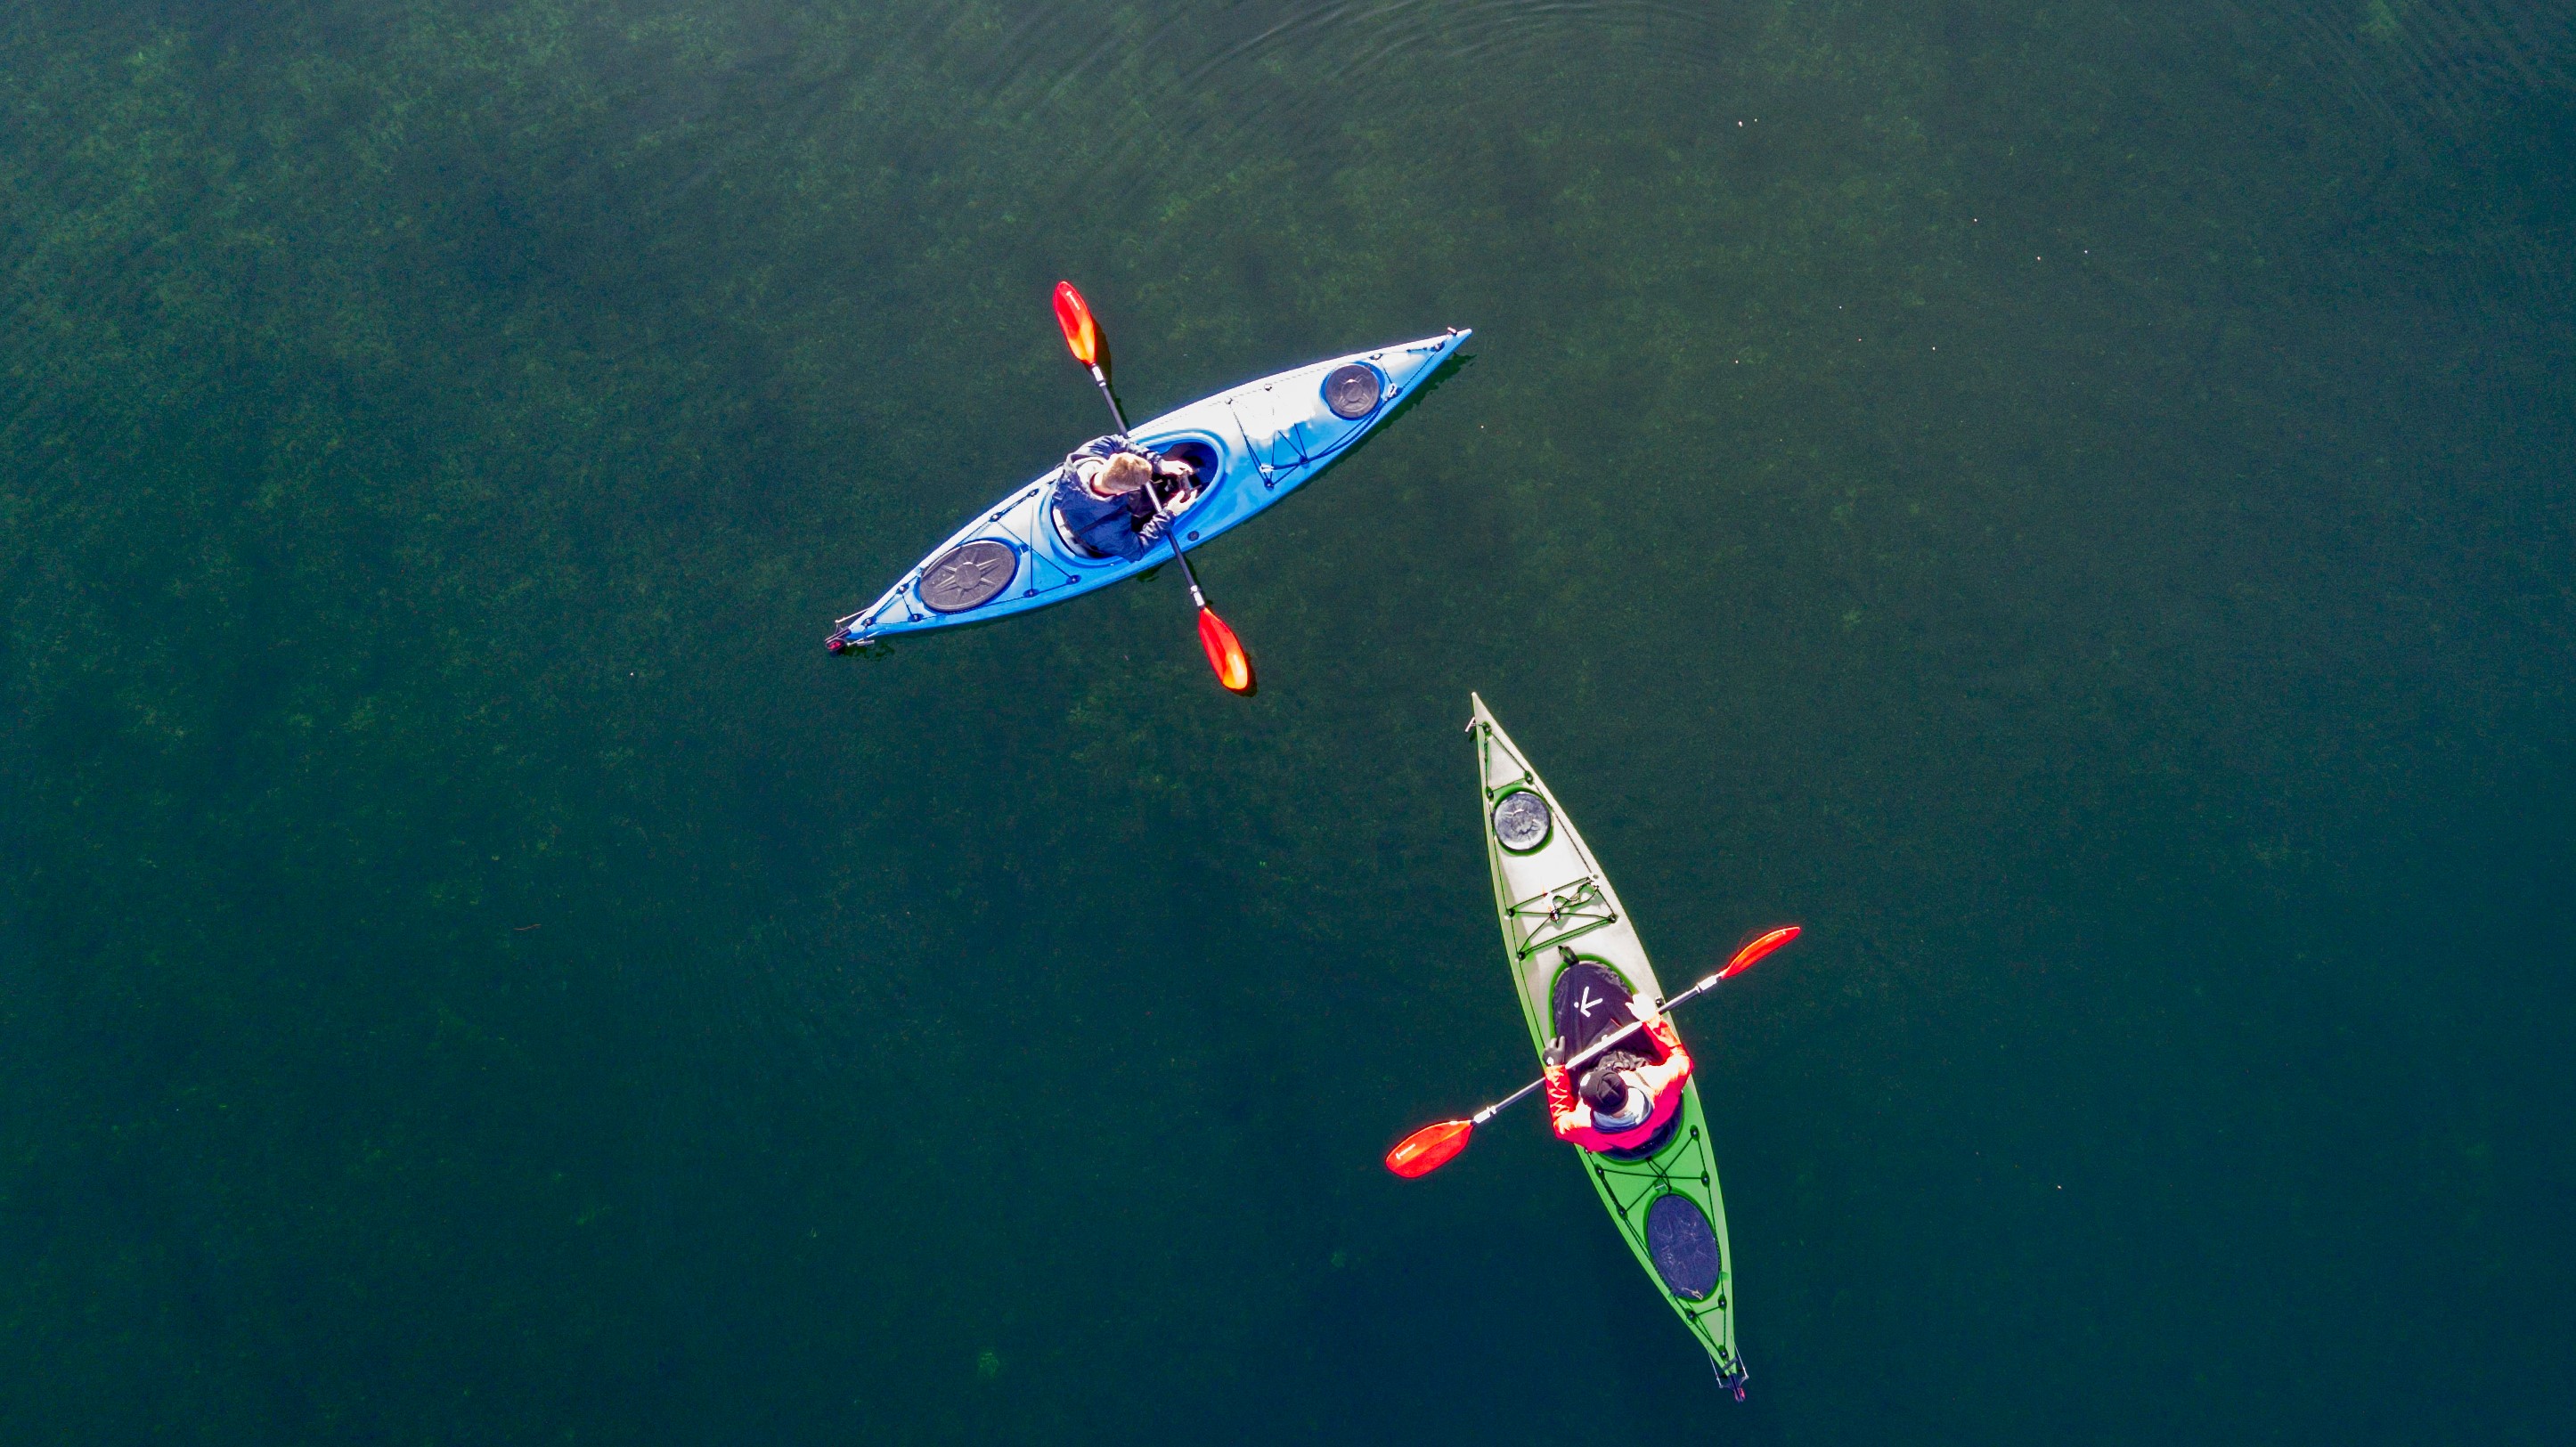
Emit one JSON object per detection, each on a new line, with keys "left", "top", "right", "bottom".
{"left": 1718, "top": 924, "right": 1800, "bottom": 979}
{"left": 1198, "top": 607, "right": 1253, "bottom": 694}
{"left": 1385, "top": 1119, "right": 1474, "bottom": 1177}
{"left": 1053, "top": 280, "right": 1101, "bottom": 367}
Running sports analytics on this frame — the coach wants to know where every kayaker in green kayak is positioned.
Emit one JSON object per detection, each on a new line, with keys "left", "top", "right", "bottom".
{"left": 1542, "top": 995, "right": 1696, "bottom": 1154}
{"left": 1051, "top": 436, "right": 1201, "bottom": 561}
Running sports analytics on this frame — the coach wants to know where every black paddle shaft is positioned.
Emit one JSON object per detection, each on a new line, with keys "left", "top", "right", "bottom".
{"left": 1086, "top": 365, "right": 1128, "bottom": 433}
{"left": 1082, "top": 363, "right": 1207, "bottom": 608}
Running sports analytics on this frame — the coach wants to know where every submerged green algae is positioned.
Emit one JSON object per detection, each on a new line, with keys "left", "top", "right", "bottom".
{"left": 3, "top": 1, "right": 2572, "bottom": 1443}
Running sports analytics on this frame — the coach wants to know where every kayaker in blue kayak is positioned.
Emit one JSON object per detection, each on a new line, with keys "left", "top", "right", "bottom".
{"left": 1541, "top": 997, "right": 1695, "bottom": 1154}
{"left": 1051, "top": 437, "right": 1200, "bottom": 561}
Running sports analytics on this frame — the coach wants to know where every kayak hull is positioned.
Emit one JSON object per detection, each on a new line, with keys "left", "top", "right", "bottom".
{"left": 1470, "top": 692, "right": 1748, "bottom": 1392}
{"left": 833, "top": 329, "right": 1470, "bottom": 647}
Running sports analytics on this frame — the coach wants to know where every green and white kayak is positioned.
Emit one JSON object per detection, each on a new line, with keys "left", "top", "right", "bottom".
{"left": 1470, "top": 692, "right": 1748, "bottom": 1393}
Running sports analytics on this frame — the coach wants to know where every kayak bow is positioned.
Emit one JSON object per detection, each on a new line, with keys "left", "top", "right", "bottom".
{"left": 830, "top": 329, "right": 1469, "bottom": 649}
{"left": 1470, "top": 692, "right": 1749, "bottom": 1394}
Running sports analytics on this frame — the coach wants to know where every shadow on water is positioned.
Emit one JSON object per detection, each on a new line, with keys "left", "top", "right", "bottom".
{"left": 1304, "top": 341, "right": 1479, "bottom": 479}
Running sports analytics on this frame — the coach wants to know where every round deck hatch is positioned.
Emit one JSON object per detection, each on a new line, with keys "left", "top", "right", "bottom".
{"left": 1323, "top": 363, "right": 1383, "bottom": 419}
{"left": 1491, "top": 789, "right": 1552, "bottom": 851}
{"left": 917, "top": 541, "right": 1018, "bottom": 613}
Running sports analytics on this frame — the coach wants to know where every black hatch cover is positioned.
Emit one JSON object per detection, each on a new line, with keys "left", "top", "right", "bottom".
{"left": 1323, "top": 363, "right": 1382, "bottom": 419}
{"left": 1646, "top": 1192, "right": 1722, "bottom": 1300}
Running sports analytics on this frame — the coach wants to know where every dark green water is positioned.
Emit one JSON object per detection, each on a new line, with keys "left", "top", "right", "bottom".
{"left": 5, "top": 1, "right": 2572, "bottom": 1440}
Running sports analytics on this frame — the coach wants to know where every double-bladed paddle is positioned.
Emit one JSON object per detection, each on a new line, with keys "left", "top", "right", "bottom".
{"left": 1051, "top": 280, "right": 1254, "bottom": 694}
{"left": 1382, "top": 924, "right": 1800, "bottom": 1178}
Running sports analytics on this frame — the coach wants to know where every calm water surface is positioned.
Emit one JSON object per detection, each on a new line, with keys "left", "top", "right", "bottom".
{"left": 4, "top": 1, "right": 2572, "bottom": 1442}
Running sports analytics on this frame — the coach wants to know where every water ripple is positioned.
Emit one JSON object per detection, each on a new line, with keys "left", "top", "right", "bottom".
{"left": 941, "top": 0, "right": 1746, "bottom": 213}
{"left": 2289, "top": 0, "right": 2576, "bottom": 321}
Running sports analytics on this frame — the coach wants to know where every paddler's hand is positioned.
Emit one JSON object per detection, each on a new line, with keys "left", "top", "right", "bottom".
{"left": 1542, "top": 1039, "right": 1568, "bottom": 1069}
{"left": 1628, "top": 996, "right": 1682, "bottom": 1053}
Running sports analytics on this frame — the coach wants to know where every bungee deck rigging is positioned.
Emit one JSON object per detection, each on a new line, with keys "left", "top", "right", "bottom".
{"left": 1472, "top": 693, "right": 1749, "bottom": 1393}
{"left": 830, "top": 329, "right": 1468, "bottom": 650}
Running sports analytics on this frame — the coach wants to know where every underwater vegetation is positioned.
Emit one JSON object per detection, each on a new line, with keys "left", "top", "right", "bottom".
{"left": 3, "top": 1, "right": 2570, "bottom": 1442}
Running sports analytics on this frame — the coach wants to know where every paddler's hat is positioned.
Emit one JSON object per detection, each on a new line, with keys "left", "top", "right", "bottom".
{"left": 1577, "top": 1065, "right": 1633, "bottom": 1113}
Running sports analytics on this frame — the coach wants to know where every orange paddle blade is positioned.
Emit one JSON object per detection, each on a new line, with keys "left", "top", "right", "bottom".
{"left": 1718, "top": 923, "right": 1800, "bottom": 979}
{"left": 1198, "top": 607, "right": 1253, "bottom": 694}
{"left": 1052, "top": 280, "right": 1100, "bottom": 366}
{"left": 1385, "top": 1119, "right": 1474, "bottom": 1177}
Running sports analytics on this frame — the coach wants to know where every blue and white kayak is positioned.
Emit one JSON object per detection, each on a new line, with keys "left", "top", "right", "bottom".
{"left": 829, "top": 328, "right": 1470, "bottom": 648}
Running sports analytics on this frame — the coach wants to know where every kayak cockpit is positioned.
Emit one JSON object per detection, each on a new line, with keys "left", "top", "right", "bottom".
{"left": 1142, "top": 435, "right": 1222, "bottom": 485}
{"left": 1551, "top": 955, "right": 1683, "bottom": 1162}
{"left": 1048, "top": 435, "right": 1225, "bottom": 560}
